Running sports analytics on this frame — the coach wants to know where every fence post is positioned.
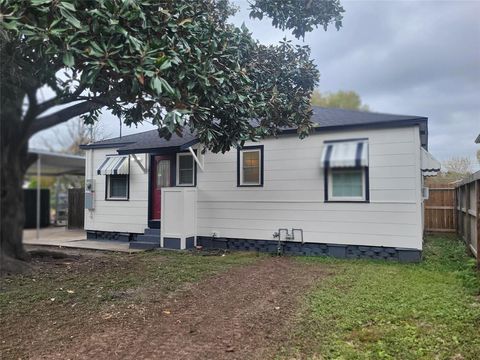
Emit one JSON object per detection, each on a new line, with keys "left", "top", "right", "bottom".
{"left": 477, "top": 179, "right": 480, "bottom": 269}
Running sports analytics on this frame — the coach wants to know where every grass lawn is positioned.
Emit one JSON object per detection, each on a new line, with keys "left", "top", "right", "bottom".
{"left": 1, "top": 235, "right": 479, "bottom": 359}
{"left": 282, "top": 234, "right": 480, "bottom": 360}
{"left": 0, "top": 249, "right": 259, "bottom": 315}
{"left": 0, "top": 249, "right": 260, "bottom": 358}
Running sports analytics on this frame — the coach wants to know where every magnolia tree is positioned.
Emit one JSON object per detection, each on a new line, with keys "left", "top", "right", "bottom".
{"left": 0, "top": 0, "right": 344, "bottom": 269}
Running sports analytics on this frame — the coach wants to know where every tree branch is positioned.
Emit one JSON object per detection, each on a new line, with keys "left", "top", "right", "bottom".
{"left": 28, "top": 100, "right": 104, "bottom": 136}
{"left": 22, "top": 89, "right": 38, "bottom": 124}
{"left": 35, "top": 85, "right": 87, "bottom": 116}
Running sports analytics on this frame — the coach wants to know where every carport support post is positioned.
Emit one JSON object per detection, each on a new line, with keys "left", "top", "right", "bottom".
{"left": 55, "top": 177, "right": 60, "bottom": 225}
{"left": 36, "top": 154, "right": 41, "bottom": 240}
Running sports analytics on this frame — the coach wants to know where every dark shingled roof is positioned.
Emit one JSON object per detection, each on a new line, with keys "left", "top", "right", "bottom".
{"left": 79, "top": 128, "right": 197, "bottom": 153}
{"left": 310, "top": 107, "right": 426, "bottom": 127}
{"left": 80, "top": 106, "right": 428, "bottom": 153}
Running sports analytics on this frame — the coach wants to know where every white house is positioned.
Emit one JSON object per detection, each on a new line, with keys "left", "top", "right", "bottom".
{"left": 80, "top": 106, "right": 441, "bottom": 262}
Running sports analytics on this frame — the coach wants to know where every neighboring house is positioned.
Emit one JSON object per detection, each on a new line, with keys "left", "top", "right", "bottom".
{"left": 80, "top": 106, "right": 440, "bottom": 262}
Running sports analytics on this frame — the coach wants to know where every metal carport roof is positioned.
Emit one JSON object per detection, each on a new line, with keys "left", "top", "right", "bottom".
{"left": 26, "top": 149, "right": 85, "bottom": 176}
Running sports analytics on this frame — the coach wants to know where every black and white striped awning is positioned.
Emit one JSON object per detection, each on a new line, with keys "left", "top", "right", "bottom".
{"left": 321, "top": 140, "right": 369, "bottom": 168}
{"left": 421, "top": 148, "right": 441, "bottom": 177}
{"left": 97, "top": 156, "right": 129, "bottom": 175}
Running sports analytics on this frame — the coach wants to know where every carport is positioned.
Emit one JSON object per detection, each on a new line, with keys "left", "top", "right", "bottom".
{"left": 26, "top": 149, "right": 85, "bottom": 240}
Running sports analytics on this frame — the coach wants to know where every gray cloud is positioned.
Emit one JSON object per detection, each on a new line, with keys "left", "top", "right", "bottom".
{"left": 31, "top": 0, "right": 480, "bottom": 169}
{"left": 232, "top": 0, "right": 480, "bottom": 167}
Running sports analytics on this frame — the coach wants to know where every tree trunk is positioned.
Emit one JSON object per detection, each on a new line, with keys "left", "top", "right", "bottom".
{"left": 0, "top": 64, "right": 34, "bottom": 271}
{"left": 1, "top": 141, "right": 32, "bottom": 264}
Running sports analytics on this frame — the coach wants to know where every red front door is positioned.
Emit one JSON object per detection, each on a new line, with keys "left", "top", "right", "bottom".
{"left": 151, "top": 155, "right": 173, "bottom": 220}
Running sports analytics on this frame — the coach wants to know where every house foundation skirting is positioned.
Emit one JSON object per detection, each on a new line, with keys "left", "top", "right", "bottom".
{"left": 196, "top": 236, "right": 421, "bottom": 263}
{"left": 86, "top": 230, "right": 139, "bottom": 242}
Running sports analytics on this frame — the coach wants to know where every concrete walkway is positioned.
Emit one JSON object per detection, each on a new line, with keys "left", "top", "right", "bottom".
{"left": 23, "top": 227, "right": 141, "bottom": 252}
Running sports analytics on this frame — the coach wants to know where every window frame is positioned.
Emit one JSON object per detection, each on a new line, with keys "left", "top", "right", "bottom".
{"left": 324, "top": 167, "right": 370, "bottom": 203}
{"left": 105, "top": 174, "right": 130, "bottom": 201}
{"left": 237, "top": 145, "right": 264, "bottom": 187}
{"left": 176, "top": 152, "right": 196, "bottom": 187}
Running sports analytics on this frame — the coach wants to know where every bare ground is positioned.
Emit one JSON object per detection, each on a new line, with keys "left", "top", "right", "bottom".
{"left": 1, "top": 252, "right": 330, "bottom": 360}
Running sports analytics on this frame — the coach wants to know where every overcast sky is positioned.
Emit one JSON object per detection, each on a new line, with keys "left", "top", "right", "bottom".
{"left": 31, "top": 0, "right": 480, "bottom": 168}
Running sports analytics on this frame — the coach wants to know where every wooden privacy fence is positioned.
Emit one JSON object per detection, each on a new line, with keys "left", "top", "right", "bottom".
{"left": 455, "top": 172, "right": 480, "bottom": 266}
{"left": 424, "top": 184, "right": 456, "bottom": 233}
{"left": 68, "top": 188, "right": 84, "bottom": 229}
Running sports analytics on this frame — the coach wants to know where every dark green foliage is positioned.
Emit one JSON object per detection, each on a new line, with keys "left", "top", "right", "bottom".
{"left": 311, "top": 89, "right": 370, "bottom": 111}
{"left": 1, "top": 0, "right": 344, "bottom": 261}
{"left": 250, "top": 0, "right": 344, "bottom": 39}
{"left": 0, "top": 0, "right": 344, "bottom": 152}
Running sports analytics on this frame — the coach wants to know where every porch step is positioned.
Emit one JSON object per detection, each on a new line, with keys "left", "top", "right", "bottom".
{"left": 135, "top": 234, "right": 160, "bottom": 244}
{"left": 129, "top": 241, "right": 158, "bottom": 250}
{"left": 144, "top": 228, "right": 161, "bottom": 236}
{"left": 129, "top": 227, "right": 161, "bottom": 250}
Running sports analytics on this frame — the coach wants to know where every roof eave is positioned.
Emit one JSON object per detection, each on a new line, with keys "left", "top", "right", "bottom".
{"left": 83, "top": 117, "right": 428, "bottom": 153}
{"left": 79, "top": 142, "right": 135, "bottom": 150}
{"left": 282, "top": 117, "right": 428, "bottom": 147}
{"left": 115, "top": 139, "right": 200, "bottom": 155}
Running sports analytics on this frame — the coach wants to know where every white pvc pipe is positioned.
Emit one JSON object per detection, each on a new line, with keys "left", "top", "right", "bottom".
{"left": 36, "top": 154, "right": 41, "bottom": 240}
{"left": 188, "top": 146, "right": 204, "bottom": 171}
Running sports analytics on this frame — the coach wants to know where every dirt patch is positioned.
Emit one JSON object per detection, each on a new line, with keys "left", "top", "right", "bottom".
{"left": 2, "top": 256, "right": 330, "bottom": 359}
{"left": 54, "top": 258, "right": 329, "bottom": 359}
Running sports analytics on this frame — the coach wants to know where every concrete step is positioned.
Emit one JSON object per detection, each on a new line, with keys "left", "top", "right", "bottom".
{"left": 136, "top": 234, "right": 160, "bottom": 243}
{"left": 129, "top": 242, "right": 159, "bottom": 250}
{"left": 144, "top": 228, "right": 161, "bottom": 236}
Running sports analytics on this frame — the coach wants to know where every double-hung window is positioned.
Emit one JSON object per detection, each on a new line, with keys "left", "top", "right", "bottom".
{"left": 321, "top": 140, "right": 369, "bottom": 202}
{"left": 329, "top": 168, "right": 365, "bottom": 201}
{"left": 176, "top": 153, "right": 195, "bottom": 186}
{"left": 96, "top": 155, "right": 130, "bottom": 201}
{"left": 238, "top": 145, "right": 263, "bottom": 187}
{"left": 107, "top": 174, "right": 129, "bottom": 200}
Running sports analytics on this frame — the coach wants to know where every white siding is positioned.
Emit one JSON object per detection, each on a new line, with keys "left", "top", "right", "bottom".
{"left": 196, "top": 126, "right": 423, "bottom": 250}
{"left": 84, "top": 149, "right": 149, "bottom": 234}
{"left": 84, "top": 125, "right": 423, "bottom": 250}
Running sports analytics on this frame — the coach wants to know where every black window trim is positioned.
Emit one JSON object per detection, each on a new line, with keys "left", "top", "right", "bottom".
{"left": 237, "top": 145, "right": 264, "bottom": 187}
{"left": 104, "top": 156, "right": 130, "bottom": 201}
{"left": 175, "top": 151, "right": 197, "bottom": 187}
{"left": 324, "top": 166, "right": 370, "bottom": 203}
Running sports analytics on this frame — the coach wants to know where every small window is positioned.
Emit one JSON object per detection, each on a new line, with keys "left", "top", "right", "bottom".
{"left": 328, "top": 168, "right": 366, "bottom": 201}
{"left": 176, "top": 153, "right": 195, "bottom": 186}
{"left": 157, "top": 159, "right": 171, "bottom": 187}
{"left": 238, "top": 146, "right": 263, "bottom": 186}
{"left": 106, "top": 174, "right": 128, "bottom": 200}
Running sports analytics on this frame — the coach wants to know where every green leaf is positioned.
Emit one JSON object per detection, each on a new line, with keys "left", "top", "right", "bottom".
{"left": 89, "top": 41, "right": 104, "bottom": 57}
{"left": 59, "top": 1, "right": 76, "bottom": 12}
{"left": 150, "top": 77, "right": 162, "bottom": 95}
{"left": 31, "top": 0, "right": 52, "bottom": 5}
{"left": 59, "top": 8, "right": 82, "bottom": 29}
{"left": 84, "top": 68, "right": 99, "bottom": 84}
{"left": 159, "top": 78, "right": 175, "bottom": 95}
{"left": 2, "top": 21, "right": 18, "bottom": 31}
{"left": 62, "top": 52, "right": 74, "bottom": 67}
{"left": 178, "top": 18, "right": 192, "bottom": 26}
{"left": 159, "top": 59, "right": 172, "bottom": 71}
